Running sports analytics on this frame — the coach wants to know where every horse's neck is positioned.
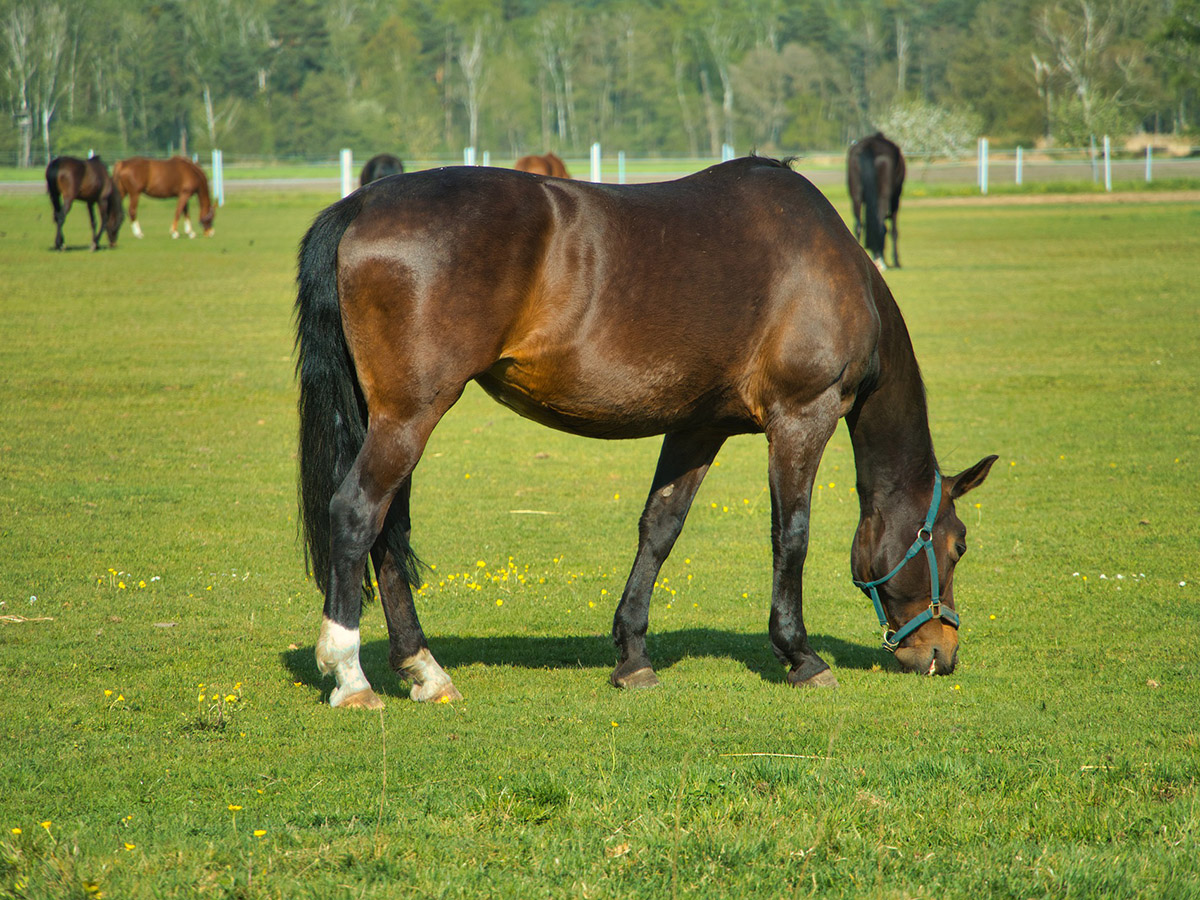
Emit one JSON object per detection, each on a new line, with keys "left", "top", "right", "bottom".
{"left": 846, "top": 292, "right": 937, "bottom": 514}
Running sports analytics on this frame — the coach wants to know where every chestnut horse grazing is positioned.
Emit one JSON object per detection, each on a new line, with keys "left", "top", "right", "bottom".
{"left": 514, "top": 152, "right": 570, "bottom": 178}
{"left": 45, "top": 156, "right": 124, "bottom": 251}
{"left": 359, "top": 153, "right": 405, "bottom": 187}
{"left": 113, "top": 156, "right": 215, "bottom": 239}
{"left": 848, "top": 132, "right": 905, "bottom": 270}
{"left": 295, "top": 157, "right": 996, "bottom": 709}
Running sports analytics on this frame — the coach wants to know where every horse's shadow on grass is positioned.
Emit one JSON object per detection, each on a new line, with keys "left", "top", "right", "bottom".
{"left": 282, "top": 629, "right": 883, "bottom": 701}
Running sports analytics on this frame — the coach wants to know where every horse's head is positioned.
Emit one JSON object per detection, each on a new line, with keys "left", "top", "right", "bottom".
{"left": 200, "top": 203, "right": 216, "bottom": 237}
{"left": 852, "top": 455, "right": 997, "bottom": 675}
{"left": 103, "top": 185, "right": 125, "bottom": 247}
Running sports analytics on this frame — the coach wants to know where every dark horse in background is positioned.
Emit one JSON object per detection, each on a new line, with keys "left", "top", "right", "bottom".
{"left": 514, "top": 152, "right": 570, "bottom": 178}
{"left": 113, "top": 156, "right": 215, "bottom": 239}
{"left": 45, "top": 155, "right": 124, "bottom": 251}
{"left": 359, "top": 153, "right": 405, "bottom": 188}
{"left": 848, "top": 132, "right": 905, "bottom": 270}
{"left": 295, "top": 157, "right": 996, "bottom": 709}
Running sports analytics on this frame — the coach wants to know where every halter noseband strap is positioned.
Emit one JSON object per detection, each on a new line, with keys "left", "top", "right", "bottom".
{"left": 853, "top": 472, "right": 959, "bottom": 653}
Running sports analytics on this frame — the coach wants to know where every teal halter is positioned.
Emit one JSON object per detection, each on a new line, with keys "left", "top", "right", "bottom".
{"left": 853, "top": 472, "right": 959, "bottom": 653}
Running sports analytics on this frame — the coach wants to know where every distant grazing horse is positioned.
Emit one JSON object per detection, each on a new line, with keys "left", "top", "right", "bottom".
{"left": 295, "top": 157, "right": 996, "bottom": 709}
{"left": 45, "top": 155, "right": 124, "bottom": 251}
{"left": 113, "top": 156, "right": 215, "bottom": 239}
{"left": 848, "top": 132, "right": 905, "bottom": 270}
{"left": 514, "top": 152, "right": 570, "bottom": 178}
{"left": 359, "top": 153, "right": 405, "bottom": 187}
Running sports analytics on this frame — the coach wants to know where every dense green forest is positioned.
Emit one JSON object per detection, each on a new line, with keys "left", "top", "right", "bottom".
{"left": 3, "top": 0, "right": 1199, "bottom": 166}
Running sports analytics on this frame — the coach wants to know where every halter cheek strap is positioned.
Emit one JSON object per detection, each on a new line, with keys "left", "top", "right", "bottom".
{"left": 852, "top": 472, "right": 959, "bottom": 652}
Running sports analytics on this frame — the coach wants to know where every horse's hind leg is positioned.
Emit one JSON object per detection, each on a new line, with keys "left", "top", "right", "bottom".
{"left": 374, "top": 477, "right": 460, "bottom": 703}
{"left": 54, "top": 196, "right": 72, "bottom": 250}
{"left": 765, "top": 390, "right": 841, "bottom": 688}
{"left": 611, "top": 430, "right": 725, "bottom": 688}
{"left": 315, "top": 418, "right": 440, "bottom": 708}
{"left": 86, "top": 201, "right": 100, "bottom": 251}
{"left": 129, "top": 192, "right": 144, "bottom": 238}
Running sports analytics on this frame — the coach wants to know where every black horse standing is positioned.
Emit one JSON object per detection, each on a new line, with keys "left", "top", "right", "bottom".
{"left": 847, "top": 133, "right": 904, "bottom": 270}
{"left": 359, "top": 153, "right": 405, "bottom": 188}
{"left": 45, "top": 155, "right": 124, "bottom": 251}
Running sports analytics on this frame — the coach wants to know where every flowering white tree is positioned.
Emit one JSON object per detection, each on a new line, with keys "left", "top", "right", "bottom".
{"left": 878, "top": 99, "right": 980, "bottom": 160}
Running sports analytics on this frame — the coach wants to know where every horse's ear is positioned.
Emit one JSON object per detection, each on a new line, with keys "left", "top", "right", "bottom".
{"left": 949, "top": 455, "right": 998, "bottom": 499}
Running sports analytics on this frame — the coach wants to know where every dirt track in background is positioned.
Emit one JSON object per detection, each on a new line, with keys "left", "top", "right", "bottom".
{"left": 909, "top": 190, "right": 1200, "bottom": 206}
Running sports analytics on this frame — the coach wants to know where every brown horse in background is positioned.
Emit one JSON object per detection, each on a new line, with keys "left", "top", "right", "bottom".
{"left": 514, "top": 152, "right": 570, "bottom": 178}
{"left": 848, "top": 133, "right": 905, "bottom": 270}
{"left": 45, "top": 156, "right": 124, "bottom": 251}
{"left": 295, "top": 158, "right": 996, "bottom": 710}
{"left": 359, "top": 153, "right": 405, "bottom": 188}
{"left": 113, "top": 156, "right": 215, "bottom": 239}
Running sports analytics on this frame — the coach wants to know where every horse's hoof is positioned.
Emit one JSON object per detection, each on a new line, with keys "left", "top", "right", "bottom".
{"left": 410, "top": 682, "right": 462, "bottom": 704}
{"left": 611, "top": 666, "right": 660, "bottom": 689}
{"left": 789, "top": 668, "right": 839, "bottom": 689}
{"left": 332, "top": 688, "right": 384, "bottom": 710}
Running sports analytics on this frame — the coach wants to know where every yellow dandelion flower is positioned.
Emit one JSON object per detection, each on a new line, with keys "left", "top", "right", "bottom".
{"left": 124, "top": 842, "right": 136, "bottom": 851}
{"left": 495, "top": 599, "right": 503, "bottom": 607}
{"left": 104, "top": 689, "right": 113, "bottom": 697}
{"left": 228, "top": 805, "right": 242, "bottom": 812}
{"left": 225, "top": 695, "right": 236, "bottom": 703}
{"left": 476, "top": 560, "right": 486, "bottom": 568}
{"left": 118, "top": 582, "right": 126, "bottom": 589}
{"left": 588, "top": 601, "right": 595, "bottom": 608}
{"left": 253, "top": 830, "right": 266, "bottom": 838}
{"left": 116, "top": 695, "right": 124, "bottom": 702}
{"left": 40, "top": 821, "right": 51, "bottom": 832}
{"left": 138, "top": 581, "right": 146, "bottom": 588}
{"left": 10, "top": 827, "right": 20, "bottom": 835}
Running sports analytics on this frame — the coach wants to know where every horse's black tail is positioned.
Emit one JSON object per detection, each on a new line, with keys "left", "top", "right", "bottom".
{"left": 294, "top": 194, "right": 421, "bottom": 597}
{"left": 858, "top": 146, "right": 884, "bottom": 260}
{"left": 45, "top": 158, "right": 63, "bottom": 219}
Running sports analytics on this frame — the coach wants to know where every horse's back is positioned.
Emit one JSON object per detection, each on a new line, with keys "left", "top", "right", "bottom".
{"left": 334, "top": 159, "right": 879, "bottom": 437}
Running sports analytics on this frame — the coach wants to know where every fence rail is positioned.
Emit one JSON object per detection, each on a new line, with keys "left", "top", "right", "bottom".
{"left": 3, "top": 141, "right": 1198, "bottom": 198}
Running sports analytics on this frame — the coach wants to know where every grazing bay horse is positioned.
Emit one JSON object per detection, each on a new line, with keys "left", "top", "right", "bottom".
{"left": 295, "top": 157, "right": 996, "bottom": 709}
{"left": 45, "top": 155, "right": 124, "bottom": 251}
{"left": 848, "top": 132, "right": 905, "bottom": 270}
{"left": 359, "top": 153, "right": 405, "bottom": 187}
{"left": 113, "top": 156, "right": 215, "bottom": 239}
{"left": 514, "top": 152, "right": 570, "bottom": 178}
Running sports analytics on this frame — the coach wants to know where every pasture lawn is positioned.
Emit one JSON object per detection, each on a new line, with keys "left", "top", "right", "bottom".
{"left": 0, "top": 185, "right": 1197, "bottom": 899}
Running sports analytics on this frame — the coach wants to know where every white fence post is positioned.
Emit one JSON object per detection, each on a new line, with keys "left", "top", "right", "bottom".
{"left": 212, "top": 149, "right": 224, "bottom": 206}
{"left": 590, "top": 142, "right": 601, "bottom": 182}
{"left": 1015, "top": 146, "right": 1023, "bottom": 186}
{"left": 1146, "top": 145, "right": 1153, "bottom": 183}
{"left": 482, "top": 150, "right": 490, "bottom": 167}
{"left": 340, "top": 148, "right": 354, "bottom": 197}
{"left": 978, "top": 138, "right": 989, "bottom": 195}
{"left": 721, "top": 143, "right": 734, "bottom": 162}
{"left": 1103, "top": 135, "right": 1112, "bottom": 191}
{"left": 618, "top": 151, "right": 626, "bottom": 185}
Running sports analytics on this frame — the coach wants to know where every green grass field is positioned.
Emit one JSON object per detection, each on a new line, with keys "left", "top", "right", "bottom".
{"left": 1, "top": 182, "right": 1197, "bottom": 899}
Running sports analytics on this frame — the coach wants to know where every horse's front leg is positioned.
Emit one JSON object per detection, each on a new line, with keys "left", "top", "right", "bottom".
{"left": 611, "top": 431, "right": 725, "bottom": 688}
{"left": 170, "top": 194, "right": 189, "bottom": 238}
{"left": 766, "top": 392, "right": 841, "bottom": 688}
{"left": 374, "top": 477, "right": 460, "bottom": 703}
{"left": 890, "top": 212, "right": 901, "bottom": 269}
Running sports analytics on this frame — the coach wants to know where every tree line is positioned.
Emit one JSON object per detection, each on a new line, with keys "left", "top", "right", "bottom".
{"left": 3, "top": 0, "right": 1198, "bottom": 167}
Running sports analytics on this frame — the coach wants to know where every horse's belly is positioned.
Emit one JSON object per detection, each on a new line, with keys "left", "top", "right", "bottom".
{"left": 475, "top": 358, "right": 754, "bottom": 440}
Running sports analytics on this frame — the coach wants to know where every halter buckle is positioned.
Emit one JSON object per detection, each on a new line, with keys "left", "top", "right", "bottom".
{"left": 930, "top": 599, "right": 941, "bottom": 619}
